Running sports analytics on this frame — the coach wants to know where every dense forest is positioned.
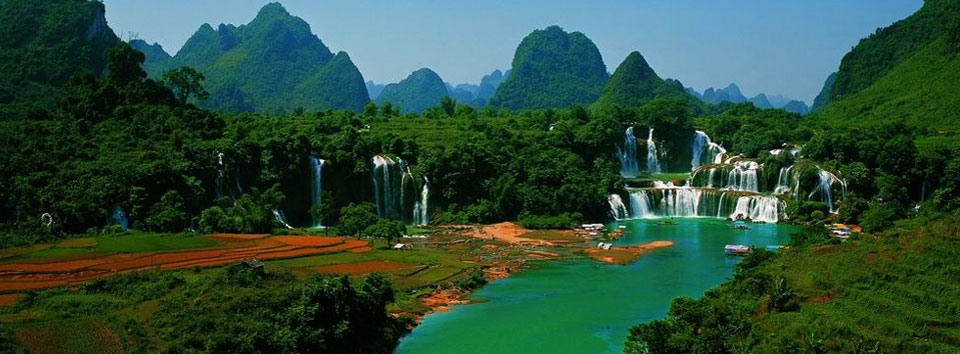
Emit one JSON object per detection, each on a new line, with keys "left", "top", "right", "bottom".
{"left": 1, "top": 0, "right": 960, "bottom": 352}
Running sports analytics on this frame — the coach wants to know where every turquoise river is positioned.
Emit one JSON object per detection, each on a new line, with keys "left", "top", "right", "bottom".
{"left": 395, "top": 218, "right": 797, "bottom": 354}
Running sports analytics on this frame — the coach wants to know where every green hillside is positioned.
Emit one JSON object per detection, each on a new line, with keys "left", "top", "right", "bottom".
{"left": 490, "top": 26, "right": 608, "bottom": 110}
{"left": 0, "top": 0, "right": 120, "bottom": 117}
{"left": 140, "top": 3, "right": 369, "bottom": 113}
{"left": 375, "top": 68, "right": 450, "bottom": 114}
{"left": 814, "top": 36, "right": 960, "bottom": 131}
{"left": 593, "top": 51, "right": 698, "bottom": 109}
{"left": 824, "top": 0, "right": 960, "bottom": 104}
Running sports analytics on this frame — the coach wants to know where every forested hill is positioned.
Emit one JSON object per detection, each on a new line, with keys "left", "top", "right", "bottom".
{"left": 811, "top": 0, "right": 960, "bottom": 130}
{"left": 593, "top": 51, "right": 698, "bottom": 110}
{"left": 490, "top": 26, "right": 609, "bottom": 110}
{"left": 138, "top": 2, "right": 369, "bottom": 113}
{"left": 375, "top": 68, "right": 450, "bottom": 114}
{"left": 0, "top": 0, "right": 120, "bottom": 117}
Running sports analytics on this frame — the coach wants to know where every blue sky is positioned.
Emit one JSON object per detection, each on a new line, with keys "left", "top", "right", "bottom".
{"left": 103, "top": 0, "right": 921, "bottom": 103}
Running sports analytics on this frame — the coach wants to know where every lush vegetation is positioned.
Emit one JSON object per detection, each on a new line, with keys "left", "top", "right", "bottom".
{"left": 489, "top": 26, "right": 609, "bottom": 110}
{"left": 625, "top": 212, "right": 960, "bottom": 353}
{"left": 593, "top": 51, "right": 700, "bottom": 111}
{"left": 0, "top": 265, "right": 408, "bottom": 353}
{"left": 138, "top": 3, "right": 369, "bottom": 113}
{"left": 375, "top": 68, "right": 450, "bottom": 114}
{"left": 0, "top": 0, "right": 120, "bottom": 118}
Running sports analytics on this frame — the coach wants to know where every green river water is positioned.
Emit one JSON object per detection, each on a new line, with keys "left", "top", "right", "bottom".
{"left": 395, "top": 218, "right": 796, "bottom": 354}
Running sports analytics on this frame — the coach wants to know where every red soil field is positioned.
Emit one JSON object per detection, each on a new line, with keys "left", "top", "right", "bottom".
{"left": 0, "top": 293, "right": 23, "bottom": 307}
{"left": 0, "top": 236, "right": 371, "bottom": 294}
{"left": 313, "top": 260, "right": 418, "bottom": 275}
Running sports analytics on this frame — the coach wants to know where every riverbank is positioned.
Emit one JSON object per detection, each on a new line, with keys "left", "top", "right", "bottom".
{"left": 402, "top": 222, "right": 673, "bottom": 323}
{"left": 395, "top": 218, "right": 798, "bottom": 354}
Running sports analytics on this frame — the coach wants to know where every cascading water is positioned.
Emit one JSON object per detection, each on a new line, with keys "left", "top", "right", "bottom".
{"left": 272, "top": 209, "right": 293, "bottom": 229}
{"left": 628, "top": 190, "right": 655, "bottom": 218}
{"left": 689, "top": 159, "right": 760, "bottom": 192}
{"left": 215, "top": 171, "right": 225, "bottom": 199}
{"left": 413, "top": 176, "right": 430, "bottom": 225}
{"left": 691, "top": 131, "right": 709, "bottom": 170}
{"left": 624, "top": 186, "right": 784, "bottom": 223}
{"left": 373, "top": 155, "right": 429, "bottom": 224}
{"left": 109, "top": 205, "right": 128, "bottom": 229}
{"left": 617, "top": 127, "right": 640, "bottom": 177}
{"left": 608, "top": 194, "right": 629, "bottom": 220}
{"left": 215, "top": 152, "right": 225, "bottom": 199}
{"left": 646, "top": 128, "right": 661, "bottom": 173}
{"left": 708, "top": 143, "right": 727, "bottom": 164}
{"left": 774, "top": 166, "right": 794, "bottom": 195}
{"left": 724, "top": 160, "right": 759, "bottom": 192}
{"left": 808, "top": 168, "right": 846, "bottom": 214}
{"left": 309, "top": 157, "right": 326, "bottom": 227}
{"left": 730, "top": 196, "right": 783, "bottom": 223}
{"left": 372, "top": 155, "right": 402, "bottom": 220}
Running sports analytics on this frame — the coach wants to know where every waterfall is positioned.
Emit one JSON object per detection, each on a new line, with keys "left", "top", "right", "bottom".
{"left": 215, "top": 152, "right": 225, "bottom": 199}
{"left": 691, "top": 131, "right": 710, "bottom": 170}
{"left": 646, "top": 128, "right": 661, "bottom": 173}
{"left": 272, "top": 209, "right": 293, "bottom": 229}
{"left": 774, "top": 166, "right": 793, "bottom": 194}
{"left": 617, "top": 127, "right": 640, "bottom": 177}
{"left": 730, "top": 196, "right": 783, "bottom": 223}
{"left": 608, "top": 194, "right": 629, "bottom": 220}
{"left": 109, "top": 205, "right": 128, "bottom": 229}
{"left": 808, "top": 168, "right": 846, "bottom": 214}
{"left": 309, "top": 157, "right": 326, "bottom": 227}
{"left": 373, "top": 155, "right": 426, "bottom": 223}
{"left": 724, "top": 161, "right": 760, "bottom": 192}
{"left": 413, "top": 176, "right": 430, "bottom": 225}
{"left": 621, "top": 184, "right": 785, "bottom": 223}
{"left": 628, "top": 190, "right": 655, "bottom": 218}
{"left": 372, "top": 155, "right": 402, "bottom": 219}
{"left": 215, "top": 171, "right": 225, "bottom": 199}
{"left": 709, "top": 143, "right": 727, "bottom": 164}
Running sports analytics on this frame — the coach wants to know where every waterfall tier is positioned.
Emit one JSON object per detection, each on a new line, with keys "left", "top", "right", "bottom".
{"left": 689, "top": 160, "right": 761, "bottom": 192}
{"left": 626, "top": 187, "right": 784, "bottom": 223}
{"left": 646, "top": 128, "right": 661, "bottom": 173}
{"left": 372, "top": 155, "right": 430, "bottom": 224}
{"left": 617, "top": 127, "right": 640, "bottom": 177}
{"left": 608, "top": 194, "right": 629, "bottom": 220}
{"left": 309, "top": 157, "right": 326, "bottom": 227}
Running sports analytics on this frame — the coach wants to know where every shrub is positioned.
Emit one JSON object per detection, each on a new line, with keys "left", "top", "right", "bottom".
{"left": 518, "top": 213, "right": 582, "bottom": 229}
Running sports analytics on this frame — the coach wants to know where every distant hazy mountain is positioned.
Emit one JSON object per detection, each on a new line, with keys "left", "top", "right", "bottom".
{"left": 688, "top": 83, "right": 809, "bottom": 114}
{"left": 782, "top": 100, "right": 809, "bottom": 115}
{"left": 476, "top": 69, "right": 509, "bottom": 101}
{"left": 366, "top": 81, "right": 385, "bottom": 100}
{"left": 490, "top": 26, "right": 608, "bottom": 110}
{"left": 0, "top": 0, "right": 121, "bottom": 114}
{"left": 749, "top": 93, "right": 773, "bottom": 109}
{"left": 435, "top": 69, "right": 511, "bottom": 108}
{"left": 445, "top": 83, "right": 476, "bottom": 105}
{"left": 375, "top": 68, "right": 449, "bottom": 113}
{"left": 810, "top": 72, "right": 836, "bottom": 111}
{"left": 137, "top": 3, "right": 369, "bottom": 113}
{"left": 593, "top": 51, "right": 695, "bottom": 109}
